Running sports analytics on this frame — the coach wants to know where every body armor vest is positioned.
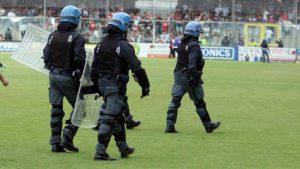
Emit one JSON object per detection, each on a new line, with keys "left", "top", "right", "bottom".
{"left": 176, "top": 39, "right": 190, "bottom": 69}
{"left": 176, "top": 38, "right": 203, "bottom": 71}
{"left": 49, "top": 31, "right": 79, "bottom": 70}
{"left": 95, "top": 35, "right": 129, "bottom": 75}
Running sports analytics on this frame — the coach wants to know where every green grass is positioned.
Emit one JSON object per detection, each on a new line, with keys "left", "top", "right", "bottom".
{"left": 1, "top": 53, "right": 300, "bottom": 169}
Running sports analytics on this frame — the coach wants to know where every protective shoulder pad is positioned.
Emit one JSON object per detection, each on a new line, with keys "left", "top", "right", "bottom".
{"left": 69, "top": 31, "right": 81, "bottom": 43}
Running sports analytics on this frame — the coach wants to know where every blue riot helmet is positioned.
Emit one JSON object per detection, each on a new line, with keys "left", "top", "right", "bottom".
{"left": 60, "top": 5, "right": 81, "bottom": 25}
{"left": 108, "top": 12, "right": 133, "bottom": 32}
{"left": 184, "top": 21, "right": 203, "bottom": 38}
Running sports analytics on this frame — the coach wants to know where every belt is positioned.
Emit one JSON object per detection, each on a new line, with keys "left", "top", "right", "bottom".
{"left": 174, "top": 67, "right": 188, "bottom": 73}
{"left": 50, "top": 67, "right": 74, "bottom": 77}
{"left": 98, "top": 72, "right": 117, "bottom": 79}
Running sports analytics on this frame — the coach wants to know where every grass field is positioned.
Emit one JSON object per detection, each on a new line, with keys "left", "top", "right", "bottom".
{"left": 0, "top": 52, "right": 300, "bottom": 169}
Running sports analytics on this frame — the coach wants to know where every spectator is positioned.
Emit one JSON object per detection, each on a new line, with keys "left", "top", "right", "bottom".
{"left": 0, "top": 34, "right": 4, "bottom": 41}
{"left": 262, "top": 9, "right": 269, "bottom": 23}
{"left": 221, "top": 34, "right": 230, "bottom": 46}
{"left": 287, "top": 7, "right": 295, "bottom": 21}
{"left": 236, "top": 2, "right": 242, "bottom": 16}
{"left": 155, "top": 14, "right": 163, "bottom": 35}
{"left": 5, "top": 28, "right": 12, "bottom": 41}
{"left": 200, "top": 35, "right": 207, "bottom": 46}
{"left": 276, "top": 39, "right": 284, "bottom": 47}
{"left": 249, "top": 38, "right": 259, "bottom": 47}
{"left": 202, "top": 24, "right": 211, "bottom": 41}
{"left": 160, "top": 32, "right": 169, "bottom": 43}
{"left": 173, "top": 34, "right": 181, "bottom": 50}
{"left": 161, "top": 20, "right": 169, "bottom": 33}
{"left": 268, "top": 15, "right": 275, "bottom": 23}
{"left": 7, "top": 10, "right": 16, "bottom": 17}
{"left": 261, "top": 39, "right": 270, "bottom": 63}
{"left": 211, "top": 24, "right": 221, "bottom": 37}
{"left": 0, "top": 7, "right": 5, "bottom": 16}
{"left": 237, "top": 35, "right": 245, "bottom": 46}
{"left": 264, "top": 29, "right": 273, "bottom": 43}
{"left": 168, "top": 35, "right": 176, "bottom": 58}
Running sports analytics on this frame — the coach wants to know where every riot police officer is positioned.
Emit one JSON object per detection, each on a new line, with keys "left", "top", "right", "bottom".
{"left": 91, "top": 12, "right": 150, "bottom": 160}
{"left": 165, "top": 21, "right": 220, "bottom": 133}
{"left": 43, "top": 5, "right": 86, "bottom": 152}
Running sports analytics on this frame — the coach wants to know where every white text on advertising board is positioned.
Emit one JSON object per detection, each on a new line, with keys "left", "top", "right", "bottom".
{"left": 202, "top": 48, "right": 232, "bottom": 58}
{"left": 0, "top": 42, "right": 20, "bottom": 52}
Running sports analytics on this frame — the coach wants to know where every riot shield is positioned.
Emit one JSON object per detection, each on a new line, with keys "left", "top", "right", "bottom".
{"left": 71, "top": 50, "right": 102, "bottom": 128}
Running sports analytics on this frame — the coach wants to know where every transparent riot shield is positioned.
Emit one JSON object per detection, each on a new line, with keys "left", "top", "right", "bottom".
{"left": 71, "top": 50, "right": 102, "bottom": 128}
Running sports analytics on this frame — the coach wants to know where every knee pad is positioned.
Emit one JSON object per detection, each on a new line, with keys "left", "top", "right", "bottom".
{"left": 98, "top": 123, "right": 112, "bottom": 141}
{"left": 166, "top": 109, "right": 178, "bottom": 124}
{"left": 51, "top": 104, "right": 64, "bottom": 117}
{"left": 98, "top": 115, "right": 115, "bottom": 139}
{"left": 169, "top": 96, "right": 182, "bottom": 109}
{"left": 51, "top": 104, "right": 64, "bottom": 127}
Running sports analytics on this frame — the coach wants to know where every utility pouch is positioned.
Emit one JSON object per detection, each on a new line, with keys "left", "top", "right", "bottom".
{"left": 116, "top": 74, "right": 129, "bottom": 96}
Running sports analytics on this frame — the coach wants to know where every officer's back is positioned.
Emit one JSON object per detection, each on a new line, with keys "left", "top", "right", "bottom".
{"left": 92, "top": 25, "right": 142, "bottom": 79}
{"left": 176, "top": 33, "right": 202, "bottom": 73}
{"left": 95, "top": 25, "right": 130, "bottom": 76}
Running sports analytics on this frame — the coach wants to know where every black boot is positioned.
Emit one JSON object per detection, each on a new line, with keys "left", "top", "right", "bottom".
{"left": 60, "top": 138, "right": 79, "bottom": 152}
{"left": 117, "top": 142, "right": 135, "bottom": 158}
{"left": 205, "top": 121, "right": 221, "bottom": 133}
{"left": 165, "top": 124, "right": 178, "bottom": 133}
{"left": 94, "top": 152, "right": 117, "bottom": 161}
{"left": 120, "top": 146, "right": 135, "bottom": 158}
{"left": 124, "top": 115, "right": 141, "bottom": 129}
{"left": 51, "top": 144, "right": 65, "bottom": 153}
{"left": 125, "top": 119, "right": 141, "bottom": 129}
{"left": 94, "top": 143, "right": 116, "bottom": 161}
{"left": 60, "top": 124, "right": 79, "bottom": 152}
{"left": 165, "top": 108, "right": 178, "bottom": 132}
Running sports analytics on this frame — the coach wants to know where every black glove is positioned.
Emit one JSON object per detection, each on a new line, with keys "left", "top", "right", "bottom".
{"left": 72, "top": 69, "right": 82, "bottom": 90}
{"left": 141, "top": 87, "right": 150, "bottom": 98}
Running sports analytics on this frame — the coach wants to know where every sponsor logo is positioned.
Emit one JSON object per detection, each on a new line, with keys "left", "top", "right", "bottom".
{"left": 0, "top": 42, "right": 20, "bottom": 52}
{"left": 202, "top": 47, "right": 234, "bottom": 59}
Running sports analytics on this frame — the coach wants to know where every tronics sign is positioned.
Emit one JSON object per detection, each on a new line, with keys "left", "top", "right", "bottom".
{"left": 201, "top": 47, "right": 235, "bottom": 60}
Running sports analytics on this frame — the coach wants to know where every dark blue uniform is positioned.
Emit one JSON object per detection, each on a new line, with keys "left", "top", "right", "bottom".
{"left": 165, "top": 35, "right": 220, "bottom": 133}
{"left": 91, "top": 25, "right": 149, "bottom": 160}
{"left": 260, "top": 40, "right": 270, "bottom": 63}
{"left": 43, "top": 23, "right": 86, "bottom": 152}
